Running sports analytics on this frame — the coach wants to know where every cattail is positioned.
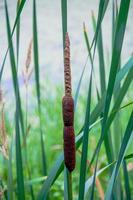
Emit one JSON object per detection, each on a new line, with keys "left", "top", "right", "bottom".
{"left": 62, "top": 33, "right": 75, "bottom": 172}
{"left": 0, "top": 87, "right": 3, "bottom": 104}
{"left": 62, "top": 96, "right": 74, "bottom": 126}
{"left": 22, "top": 39, "right": 33, "bottom": 85}
{"left": 0, "top": 88, "right": 8, "bottom": 159}
{"left": 25, "top": 39, "right": 32, "bottom": 72}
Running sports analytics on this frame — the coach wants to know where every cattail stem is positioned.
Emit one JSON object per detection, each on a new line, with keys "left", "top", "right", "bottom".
{"left": 67, "top": 169, "right": 73, "bottom": 200}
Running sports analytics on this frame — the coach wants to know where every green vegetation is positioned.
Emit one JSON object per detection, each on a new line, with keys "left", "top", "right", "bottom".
{"left": 0, "top": 0, "right": 133, "bottom": 199}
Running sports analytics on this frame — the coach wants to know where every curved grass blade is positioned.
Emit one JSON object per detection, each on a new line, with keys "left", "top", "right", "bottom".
{"left": 37, "top": 154, "right": 64, "bottom": 200}
{"left": 85, "top": 162, "right": 114, "bottom": 197}
{"left": 91, "top": 11, "right": 106, "bottom": 93}
{"left": 74, "top": 57, "right": 87, "bottom": 110}
{"left": 15, "top": 106, "right": 25, "bottom": 200}
{"left": 16, "top": 0, "right": 21, "bottom": 66}
{"left": 25, "top": 176, "right": 47, "bottom": 186}
{"left": 123, "top": 160, "right": 131, "bottom": 200}
{"left": 90, "top": 0, "right": 131, "bottom": 198}
{"left": 105, "top": 111, "right": 133, "bottom": 200}
{"left": 7, "top": 136, "right": 14, "bottom": 200}
{"left": 114, "top": 56, "right": 133, "bottom": 91}
{"left": 91, "top": 0, "right": 109, "bottom": 57}
{"left": 61, "top": 0, "right": 67, "bottom": 50}
{"left": 85, "top": 151, "right": 133, "bottom": 198}
{"left": 89, "top": 65, "right": 133, "bottom": 172}
{"left": 33, "top": 0, "right": 47, "bottom": 176}
{"left": 92, "top": 13, "right": 114, "bottom": 164}
{"left": 92, "top": 12, "right": 114, "bottom": 164}
{"left": 4, "top": 0, "right": 24, "bottom": 137}
{"left": 83, "top": 23, "right": 100, "bottom": 99}
{"left": 0, "top": 0, "right": 26, "bottom": 81}
{"left": 78, "top": 70, "right": 92, "bottom": 200}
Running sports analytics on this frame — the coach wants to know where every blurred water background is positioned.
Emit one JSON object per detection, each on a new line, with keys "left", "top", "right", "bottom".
{"left": 0, "top": 0, "right": 133, "bottom": 96}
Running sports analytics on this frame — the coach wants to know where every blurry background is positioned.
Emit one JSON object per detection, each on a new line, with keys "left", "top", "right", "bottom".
{"left": 0, "top": 1, "right": 133, "bottom": 199}
{"left": 0, "top": 0, "right": 133, "bottom": 92}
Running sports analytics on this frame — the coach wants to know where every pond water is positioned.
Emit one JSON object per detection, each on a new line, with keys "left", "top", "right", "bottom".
{"left": 0, "top": 0, "right": 133, "bottom": 95}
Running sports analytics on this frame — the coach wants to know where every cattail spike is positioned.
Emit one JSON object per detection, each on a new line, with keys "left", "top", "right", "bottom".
{"left": 62, "top": 32, "right": 76, "bottom": 172}
{"left": 64, "top": 126, "right": 75, "bottom": 172}
{"left": 64, "top": 32, "right": 72, "bottom": 96}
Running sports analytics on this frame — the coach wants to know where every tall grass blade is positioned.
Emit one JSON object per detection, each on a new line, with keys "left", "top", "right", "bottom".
{"left": 16, "top": 0, "right": 21, "bottom": 65}
{"left": 15, "top": 106, "right": 25, "bottom": 200}
{"left": 83, "top": 23, "right": 100, "bottom": 99}
{"left": 91, "top": 12, "right": 106, "bottom": 93}
{"left": 91, "top": 0, "right": 109, "bottom": 55}
{"left": 7, "top": 138, "right": 14, "bottom": 200}
{"left": 85, "top": 162, "right": 114, "bottom": 197}
{"left": 90, "top": 0, "right": 131, "bottom": 198}
{"left": 123, "top": 160, "right": 131, "bottom": 200}
{"left": 4, "top": 0, "right": 24, "bottom": 137}
{"left": 112, "top": 2, "right": 122, "bottom": 197}
{"left": 74, "top": 58, "right": 87, "bottom": 110}
{"left": 114, "top": 56, "right": 133, "bottom": 91}
{"left": 92, "top": 12, "right": 114, "bottom": 164}
{"left": 105, "top": 111, "right": 133, "bottom": 200}
{"left": 89, "top": 65, "right": 133, "bottom": 172}
{"left": 85, "top": 151, "right": 133, "bottom": 198}
{"left": 61, "top": 0, "right": 67, "bottom": 50}
{"left": 33, "top": 0, "right": 47, "bottom": 176}
{"left": 0, "top": 0, "right": 26, "bottom": 81}
{"left": 78, "top": 70, "right": 92, "bottom": 200}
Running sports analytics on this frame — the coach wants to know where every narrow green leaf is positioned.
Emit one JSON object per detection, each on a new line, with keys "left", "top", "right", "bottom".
{"left": 33, "top": 0, "right": 47, "bottom": 176}
{"left": 15, "top": 106, "right": 25, "bottom": 200}
{"left": 16, "top": 0, "right": 21, "bottom": 65}
{"left": 92, "top": 12, "right": 114, "bottom": 165}
{"left": 123, "top": 160, "right": 131, "bottom": 200}
{"left": 85, "top": 151, "right": 133, "bottom": 198}
{"left": 61, "top": 0, "right": 67, "bottom": 50}
{"left": 89, "top": 65, "right": 133, "bottom": 172}
{"left": 25, "top": 176, "right": 47, "bottom": 186}
{"left": 91, "top": 0, "right": 109, "bottom": 54}
{"left": 0, "top": 0, "right": 26, "bottom": 81}
{"left": 83, "top": 23, "right": 100, "bottom": 99}
{"left": 91, "top": 0, "right": 131, "bottom": 198}
{"left": 74, "top": 58, "right": 87, "bottom": 110}
{"left": 4, "top": 0, "right": 24, "bottom": 137}
{"left": 85, "top": 162, "right": 114, "bottom": 197}
{"left": 114, "top": 56, "right": 133, "bottom": 91}
{"left": 78, "top": 70, "right": 92, "bottom": 200}
{"left": 91, "top": 11, "right": 106, "bottom": 93}
{"left": 105, "top": 111, "right": 133, "bottom": 200}
{"left": 7, "top": 136, "right": 14, "bottom": 200}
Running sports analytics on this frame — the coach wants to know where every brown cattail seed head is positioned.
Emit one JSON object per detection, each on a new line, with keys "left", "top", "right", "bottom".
{"left": 63, "top": 32, "right": 76, "bottom": 172}
{"left": 64, "top": 126, "right": 75, "bottom": 172}
{"left": 62, "top": 96, "right": 74, "bottom": 126}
